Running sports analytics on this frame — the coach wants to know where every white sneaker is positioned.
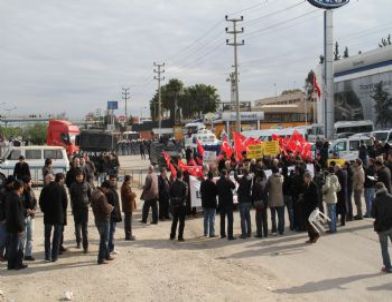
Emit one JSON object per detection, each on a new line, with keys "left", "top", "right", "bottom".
{"left": 111, "top": 249, "right": 120, "bottom": 255}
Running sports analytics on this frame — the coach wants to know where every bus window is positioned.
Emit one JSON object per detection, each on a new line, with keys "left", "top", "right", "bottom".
{"left": 8, "top": 150, "right": 21, "bottom": 160}
{"left": 335, "top": 142, "right": 346, "bottom": 152}
{"left": 349, "top": 141, "right": 360, "bottom": 151}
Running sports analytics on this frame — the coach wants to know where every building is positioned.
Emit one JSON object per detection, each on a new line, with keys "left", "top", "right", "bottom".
{"left": 253, "top": 90, "right": 316, "bottom": 129}
{"left": 317, "top": 45, "right": 392, "bottom": 129}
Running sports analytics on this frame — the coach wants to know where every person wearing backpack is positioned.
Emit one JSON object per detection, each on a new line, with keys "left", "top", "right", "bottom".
{"left": 69, "top": 169, "right": 92, "bottom": 253}
{"left": 322, "top": 167, "right": 341, "bottom": 234}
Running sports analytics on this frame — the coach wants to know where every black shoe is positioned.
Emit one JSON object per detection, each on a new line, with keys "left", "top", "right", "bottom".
{"left": 60, "top": 246, "right": 67, "bottom": 252}
{"left": 220, "top": 235, "right": 226, "bottom": 239}
{"left": 178, "top": 238, "right": 185, "bottom": 242}
{"left": 151, "top": 221, "right": 158, "bottom": 225}
{"left": 139, "top": 220, "right": 147, "bottom": 224}
{"left": 125, "top": 236, "right": 136, "bottom": 241}
{"left": 83, "top": 248, "right": 88, "bottom": 254}
{"left": 76, "top": 243, "right": 81, "bottom": 249}
{"left": 51, "top": 258, "right": 58, "bottom": 263}
{"left": 354, "top": 216, "right": 363, "bottom": 220}
{"left": 228, "top": 237, "right": 236, "bottom": 241}
{"left": 170, "top": 236, "right": 175, "bottom": 240}
{"left": 24, "top": 256, "right": 35, "bottom": 261}
{"left": 15, "top": 264, "right": 28, "bottom": 270}
{"left": 254, "top": 235, "right": 263, "bottom": 238}
{"left": 240, "top": 235, "right": 247, "bottom": 239}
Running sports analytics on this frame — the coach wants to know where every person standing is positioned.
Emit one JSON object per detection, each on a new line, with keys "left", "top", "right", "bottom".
{"left": 42, "top": 158, "right": 54, "bottom": 183}
{"left": 55, "top": 173, "right": 68, "bottom": 254}
{"left": 0, "top": 176, "right": 14, "bottom": 262}
{"left": 69, "top": 170, "right": 92, "bottom": 253}
{"left": 39, "top": 174, "right": 67, "bottom": 262}
{"left": 91, "top": 181, "right": 114, "bottom": 265}
{"left": 169, "top": 171, "right": 188, "bottom": 241}
{"left": 352, "top": 159, "right": 365, "bottom": 220}
{"left": 21, "top": 176, "right": 37, "bottom": 261}
{"left": 65, "top": 157, "right": 82, "bottom": 189}
{"left": 140, "top": 141, "right": 146, "bottom": 160}
{"left": 372, "top": 182, "right": 392, "bottom": 273}
{"left": 158, "top": 168, "right": 171, "bottom": 221}
{"left": 106, "top": 175, "right": 122, "bottom": 255}
{"left": 235, "top": 169, "right": 253, "bottom": 239}
{"left": 13, "top": 156, "right": 31, "bottom": 181}
{"left": 252, "top": 170, "right": 268, "bottom": 238}
{"left": 282, "top": 167, "right": 294, "bottom": 231}
{"left": 359, "top": 141, "right": 368, "bottom": 167}
{"left": 5, "top": 180, "right": 27, "bottom": 270}
{"left": 322, "top": 167, "right": 341, "bottom": 234}
{"left": 303, "top": 172, "right": 320, "bottom": 244}
{"left": 121, "top": 175, "right": 137, "bottom": 241}
{"left": 200, "top": 171, "right": 217, "bottom": 237}
{"left": 216, "top": 170, "right": 236, "bottom": 240}
{"left": 140, "top": 166, "right": 159, "bottom": 224}
{"left": 344, "top": 162, "right": 354, "bottom": 221}
{"left": 267, "top": 167, "right": 285, "bottom": 236}
{"left": 334, "top": 163, "right": 348, "bottom": 226}
{"left": 375, "top": 159, "right": 392, "bottom": 193}
{"left": 364, "top": 158, "right": 376, "bottom": 218}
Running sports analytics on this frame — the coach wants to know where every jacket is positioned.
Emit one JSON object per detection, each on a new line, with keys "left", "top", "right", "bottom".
{"left": 39, "top": 181, "right": 68, "bottom": 225}
{"left": 322, "top": 173, "right": 341, "bottom": 204}
{"left": 0, "top": 188, "right": 11, "bottom": 222}
{"left": 5, "top": 191, "right": 25, "bottom": 234}
{"left": 372, "top": 188, "right": 392, "bottom": 233}
{"left": 106, "top": 187, "right": 122, "bottom": 222}
{"left": 352, "top": 165, "right": 365, "bottom": 192}
{"left": 336, "top": 169, "right": 347, "bottom": 204}
{"left": 303, "top": 181, "right": 319, "bottom": 218}
{"left": 364, "top": 165, "right": 376, "bottom": 189}
{"left": 91, "top": 188, "right": 113, "bottom": 224}
{"left": 200, "top": 179, "right": 218, "bottom": 209}
{"left": 70, "top": 181, "right": 92, "bottom": 213}
{"left": 376, "top": 166, "right": 392, "bottom": 193}
{"left": 13, "top": 162, "right": 31, "bottom": 180}
{"left": 121, "top": 184, "right": 137, "bottom": 214}
{"left": 216, "top": 176, "right": 236, "bottom": 208}
{"left": 169, "top": 179, "right": 188, "bottom": 207}
{"left": 235, "top": 174, "right": 253, "bottom": 204}
{"left": 252, "top": 178, "right": 268, "bottom": 208}
{"left": 267, "top": 173, "right": 284, "bottom": 207}
{"left": 141, "top": 173, "right": 159, "bottom": 201}
{"left": 158, "top": 175, "right": 170, "bottom": 202}
{"left": 22, "top": 188, "right": 37, "bottom": 218}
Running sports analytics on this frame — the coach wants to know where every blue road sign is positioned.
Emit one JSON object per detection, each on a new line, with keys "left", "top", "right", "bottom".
{"left": 107, "top": 100, "right": 118, "bottom": 110}
{"left": 307, "top": 0, "right": 350, "bottom": 9}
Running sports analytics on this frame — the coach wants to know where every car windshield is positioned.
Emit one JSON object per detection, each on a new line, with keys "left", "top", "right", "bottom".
{"left": 374, "top": 132, "right": 389, "bottom": 142}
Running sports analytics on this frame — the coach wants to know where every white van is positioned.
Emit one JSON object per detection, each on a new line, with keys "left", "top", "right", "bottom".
{"left": 0, "top": 146, "right": 70, "bottom": 184}
{"left": 329, "top": 136, "right": 371, "bottom": 162}
{"left": 371, "top": 130, "right": 392, "bottom": 144}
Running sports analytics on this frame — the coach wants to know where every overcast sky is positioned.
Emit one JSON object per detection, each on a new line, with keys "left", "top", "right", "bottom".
{"left": 1, "top": 0, "right": 391, "bottom": 119}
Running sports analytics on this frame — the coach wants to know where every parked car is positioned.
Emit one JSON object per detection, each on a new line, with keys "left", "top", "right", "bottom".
{"left": 329, "top": 135, "right": 371, "bottom": 162}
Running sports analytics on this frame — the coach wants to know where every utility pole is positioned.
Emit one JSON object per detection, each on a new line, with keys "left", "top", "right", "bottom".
{"left": 122, "top": 88, "right": 130, "bottom": 120}
{"left": 226, "top": 72, "right": 236, "bottom": 105}
{"left": 153, "top": 62, "right": 165, "bottom": 139}
{"left": 226, "top": 15, "right": 244, "bottom": 133}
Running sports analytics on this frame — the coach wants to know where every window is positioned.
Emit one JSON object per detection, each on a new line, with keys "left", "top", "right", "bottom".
{"left": 8, "top": 150, "right": 21, "bottom": 160}
{"left": 335, "top": 142, "right": 347, "bottom": 152}
{"left": 44, "top": 149, "right": 64, "bottom": 160}
{"left": 349, "top": 141, "right": 360, "bottom": 151}
{"left": 25, "top": 150, "right": 42, "bottom": 160}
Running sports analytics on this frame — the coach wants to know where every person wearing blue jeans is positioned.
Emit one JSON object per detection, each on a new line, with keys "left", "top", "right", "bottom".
{"left": 108, "top": 221, "right": 116, "bottom": 253}
{"left": 203, "top": 208, "right": 216, "bottom": 237}
{"left": 96, "top": 221, "right": 110, "bottom": 263}
{"left": 270, "top": 206, "right": 285, "bottom": 235}
{"left": 44, "top": 224, "right": 63, "bottom": 261}
{"left": 327, "top": 204, "right": 337, "bottom": 233}
{"left": 107, "top": 175, "right": 122, "bottom": 254}
{"left": 365, "top": 188, "right": 375, "bottom": 218}
{"left": 200, "top": 172, "right": 218, "bottom": 238}
{"left": 364, "top": 159, "right": 376, "bottom": 218}
{"left": 22, "top": 216, "right": 34, "bottom": 260}
{"left": 239, "top": 203, "right": 252, "bottom": 238}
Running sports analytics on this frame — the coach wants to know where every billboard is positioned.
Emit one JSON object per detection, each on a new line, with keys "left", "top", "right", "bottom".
{"left": 335, "top": 71, "right": 392, "bottom": 128}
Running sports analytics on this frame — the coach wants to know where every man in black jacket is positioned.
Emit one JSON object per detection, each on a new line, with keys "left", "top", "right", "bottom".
{"left": 70, "top": 170, "right": 92, "bottom": 252}
{"left": 106, "top": 175, "right": 122, "bottom": 254}
{"left": 303, "top": 172, "right": 320, "bottom": 244}
{"left": 216, "top": 170, "right": 236, "bottom": 240}
{"left": 5, "top": 180, "right": 27, "bottom": 270}
{"left": 21, "top": 176, "right": 37, "bottom": 261}
{"left": 13, "top": 156, "right": 31, "bottom": 181}
{"left": 169, "top": 170, "right": 188, "bottom": 242}
{"left": 0, "top": 176, "right": 14, "bottom": 262}
{"left": 373, "top": 182, "right": 392, "bottom": 273}
{"left": 375, "top": 159, "right": 392, "bottom": 193}
{"left": 200, "top": 172, "right": 217, "bottom": 237}
{"left": 39, "top": 175, "right": 67, "bottom": 262}
{"left": 158, "top": 168, "right": 171, "bottom": 221}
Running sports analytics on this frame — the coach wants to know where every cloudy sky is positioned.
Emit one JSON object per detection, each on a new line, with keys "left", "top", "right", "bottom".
{"left": 1, "top": 0, "right": 391, "bottom": 119}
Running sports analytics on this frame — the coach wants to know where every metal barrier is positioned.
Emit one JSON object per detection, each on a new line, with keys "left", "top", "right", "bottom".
{"left": 117, "top": 168, "right": 150, "bottom": 189}
{"left": 0, "top": 167, "right": 67, "bottom": 186}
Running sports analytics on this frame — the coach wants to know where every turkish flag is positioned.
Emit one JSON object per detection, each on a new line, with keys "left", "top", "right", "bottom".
{"left": 221, "top": 138, "right": 233, "bottom": 158}
{"left": 313, "top": 73, "right": 321, "bottom": 98}
{"left": 162, "top": 151, "right": 177, "bottom": 178}
{"left": 233, "top": 132, "right": 246, "bottom": 160}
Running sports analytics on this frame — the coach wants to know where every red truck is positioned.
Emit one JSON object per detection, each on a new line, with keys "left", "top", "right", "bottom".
{"left": 47, "top": 120, "right": 80, "bottom": 155}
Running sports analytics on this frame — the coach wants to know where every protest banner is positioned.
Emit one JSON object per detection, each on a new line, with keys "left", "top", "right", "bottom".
{"left": 263, "top": 140, "right": 280, "bottom": 157}
{"left": 247, "top": 143, "right": 263, "bottom": 159}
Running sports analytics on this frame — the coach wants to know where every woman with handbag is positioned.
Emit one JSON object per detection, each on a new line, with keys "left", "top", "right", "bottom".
{"left": 252, "top": 170, "right": 268, "bottom": 238}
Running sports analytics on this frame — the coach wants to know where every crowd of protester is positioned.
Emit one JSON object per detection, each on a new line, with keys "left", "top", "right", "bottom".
{"left": 1, "top": 135, "right": 392, "bottom": 275}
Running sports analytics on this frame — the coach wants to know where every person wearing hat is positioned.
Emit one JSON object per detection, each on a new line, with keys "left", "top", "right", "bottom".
{"left": 373, "top": 182, "right": 392, "bottom": 273}
{"left": 13, "top": 156, "right": 31, "bottom": 181}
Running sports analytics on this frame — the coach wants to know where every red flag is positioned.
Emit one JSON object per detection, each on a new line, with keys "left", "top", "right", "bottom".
{"left": 221, "top": 138, "right": 233, "bottom": 158}
{"left": 177, "top": 160, "right": 203, "bottom": 177}
{"left": 162, "top": 151, "right": 177, "bottom": 178}
{"left": 233, "top": 132, "right": 246, "bottom": 161}
{"left": 196, "top": 139, "right": 205, "bottom": 157}
{"left": 313, "top": 73, "right": 321, "bottom": 98}
{"left": 272, "top": 134, "right": 280, "bottom": 141}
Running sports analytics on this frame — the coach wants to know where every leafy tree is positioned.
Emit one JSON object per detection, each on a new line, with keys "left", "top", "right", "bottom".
{"left": 180, "top": 84, "right": 220, "bottom": 119}
{"left": 372, "top": 81, "right": 392, "bottom": 128}
{"left": 23, "top": 123, "right": 48, "bottom": 145}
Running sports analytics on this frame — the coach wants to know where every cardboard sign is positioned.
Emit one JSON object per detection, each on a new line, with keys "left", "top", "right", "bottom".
{"left": 263, "top": 141, "right": 280, "bottom": 157}
{"left": 247, "top": 144, "right": 263, "bottom": 159}
{"left": 328, "top": 158, "right": 346, "bottom": 167}
{"left": 203, "top": 151, "right": 217, "bottom": 163}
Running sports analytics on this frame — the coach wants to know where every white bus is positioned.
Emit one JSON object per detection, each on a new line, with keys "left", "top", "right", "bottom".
{"left": 334, "top": 120, "right": 374, "bottom": 139}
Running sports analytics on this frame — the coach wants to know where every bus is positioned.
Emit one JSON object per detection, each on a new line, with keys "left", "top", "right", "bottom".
{"left": 334, "top": 120, "right": 374, "bottom": 139}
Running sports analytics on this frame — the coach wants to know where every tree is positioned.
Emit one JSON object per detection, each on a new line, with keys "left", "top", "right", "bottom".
{"left": 180, "top": 84, "right": 220, "bottom": 119}
{"left": 23, "top": 123, "right": 48, "bottom": 145}
{"left": 372, "top": 81, "right": 392, "bottom": 128}
{"left": 379, "top": 34, "right": 392, "bottom": 48}
{"left": 334, "top": 41, "right": 341, "bottom": 61}
{"left": 343, "top": 46, "right": 349, "bottom": 58}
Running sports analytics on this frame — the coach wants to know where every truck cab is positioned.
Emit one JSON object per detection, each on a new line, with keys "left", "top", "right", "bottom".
{"left": 47, "top": 120, "right": 80, "bottom": 156}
